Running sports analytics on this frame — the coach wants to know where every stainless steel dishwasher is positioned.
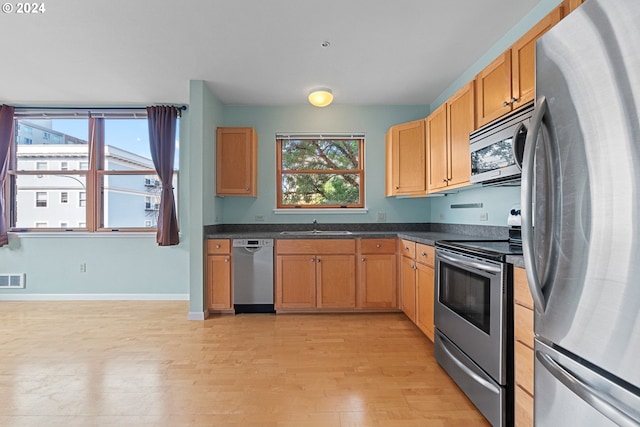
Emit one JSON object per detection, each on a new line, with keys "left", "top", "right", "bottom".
{"left": 232, "top": 239, "right": 274, "bottom": 314}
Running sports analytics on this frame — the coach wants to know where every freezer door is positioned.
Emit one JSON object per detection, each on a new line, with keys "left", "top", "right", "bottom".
{"left": 521, "top": 0, "right": 640, "bottom": 390}
{"left": 535, "top": 340, "right": 640, "bottom": 427}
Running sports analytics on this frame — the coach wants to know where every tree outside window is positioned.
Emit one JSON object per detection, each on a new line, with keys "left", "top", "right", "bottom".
{"left": 276, "top": 134, "right": 364, "bottom": 208}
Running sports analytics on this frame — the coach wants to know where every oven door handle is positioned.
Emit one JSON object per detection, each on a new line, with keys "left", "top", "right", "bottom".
{"left": 437, "top": 252, "right": 501, "bottom": 274}
{"left": 438, "top": 332, "right": 501, "bottom": 394}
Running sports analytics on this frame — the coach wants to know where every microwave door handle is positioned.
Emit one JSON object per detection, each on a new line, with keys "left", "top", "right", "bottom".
{"left": 522, "top": 96, "right": 550, "bottom": 313}
{"left": 438, "top": 252, "right": 501, "bottom": 274}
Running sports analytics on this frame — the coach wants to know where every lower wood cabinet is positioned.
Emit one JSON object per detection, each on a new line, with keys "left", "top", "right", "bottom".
{"left": 206, "top": 239, "right": 233, "bottom": 312}
{"left": 514, "top": 266, "right": 535, "bottom": 427}
{"left": 400, "top": 253, "right": 417, "bottom": 323}
{"left": 400, "top": 239, "right": 436, "bottom": 341}
{"left": 357, "top": 239, "right": 398, "bottom": 309}
{"left": 415, "top": 244, "right": 435, "bottom": 342}
{"left": 275, "top": 239, "right": 356, "bottom": 311}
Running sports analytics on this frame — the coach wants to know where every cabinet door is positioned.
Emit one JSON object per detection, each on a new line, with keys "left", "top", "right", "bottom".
{"left": 389, "top": 119, "right": 427, "bottom": 196}
{"left": 207, "top": 255, "right": 232, "bottom": 310}
{"left": 400, "top": 256, "right": 417, "bottom": 323}
{"left": 415, "top": 262, "right": 435, "bottom": 341}
{"left": 317, "top": 255, "right": 356, "bottom": 308}
{"left": 216, "top": 127, "right": 257, "bottom": 196}
{"left": 358, "top": 254, "right": 397, "bottom": 309}
{"left": 447, "top": 80, "right": 475, "bottom": 188}
{"left": 426, "top": 103, "right": 448, "bottom": 192}
{"left": 276, "top": 255, "right": 317, "bottom": 309}
{"left": 563, "top": 0, "right": 584, "bottom": 14}
{"left": 511, "top": 7, "right": 562, "bottom": 109}
{"left": 476, "top": 51, "right": 512, "bottom": 127}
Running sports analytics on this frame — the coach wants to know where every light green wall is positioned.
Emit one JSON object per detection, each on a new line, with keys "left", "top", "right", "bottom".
{"left": 0, "top": 117, "right": 191, "bottom": 299}
{"left": 186, "top": 80, "right": 224, "bottom": 316}
{"left": 218, "top": 105, "right": 431, "bottom": 224}
{"left": 429, "top": 186, "right": 521, "bottom": 226}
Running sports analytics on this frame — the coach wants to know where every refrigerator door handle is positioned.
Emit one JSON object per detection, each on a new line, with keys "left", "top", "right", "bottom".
{"left": 521, "top": 95, "right": 548, "bottom": 313}
{"left": 537, "top": 350, "right": 640, "bottom": 427}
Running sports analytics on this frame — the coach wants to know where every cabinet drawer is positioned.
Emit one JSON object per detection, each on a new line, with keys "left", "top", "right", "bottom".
{"left": 359, "top": 238, "right": 396, "bottom": 254}
{"left": 514, "top": 267, "right": 534, "bottom": 309}
{"left": 515, "top": 303, "right": 534, "bottom": 348}
{"left": 515, "top": 341, "right": 534, "bottom": 396}
{"left": 276, "top": 239, "right": 356, "bottom": 255}
{"left": 515, "top": 384, "right": 534, "bottom": 427}
{"left": 416, "top": 243, "right": 435, "bottom": 267}
{"left": 207, "top": 239, "right": 230, "bottom": 254}
{"left": 400, "top": 239, "right": 416, "bottom": 259}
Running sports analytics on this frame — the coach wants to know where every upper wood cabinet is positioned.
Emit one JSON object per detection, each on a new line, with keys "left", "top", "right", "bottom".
{"left": 216, "top": 127, "right": 258, "bottom": 196}
{"left": 562, "top": 0, "right": 584, "bottom": 15}
{"left": 385, "top": 119, "right": 427, "bottom": 197}
{"left": 476, "top": 7, "right": 563, "bottom": 127}
{"left": 427, "top": 81, "right": 475, "bottom": 192}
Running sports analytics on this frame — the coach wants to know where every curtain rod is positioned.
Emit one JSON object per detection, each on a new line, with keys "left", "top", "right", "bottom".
{"left": 14, "top": 105, "right": 188, "bottom": 119}
{"left": 14, "top": 105, "right": 187, "bottom": 112}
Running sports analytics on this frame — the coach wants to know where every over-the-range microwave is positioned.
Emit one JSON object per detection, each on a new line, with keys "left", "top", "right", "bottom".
{"left": 469, "top": 103, "right": 534, "bottom": 185}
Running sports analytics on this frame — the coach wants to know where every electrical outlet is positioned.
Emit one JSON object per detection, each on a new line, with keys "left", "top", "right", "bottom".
{"left": 255, "top": 215, "right": 264, "bottom": 222}
{"left": 480, "top": 212, "right": 488, "bottom": 221}
{"left": 376, "top": 212, "right": 386, "bottom": 223}
{"left": 80, "top": 263, "right": 87, "bottom": 273}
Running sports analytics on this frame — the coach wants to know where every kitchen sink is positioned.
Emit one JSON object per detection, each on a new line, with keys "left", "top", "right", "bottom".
{"left": 279, "top": 230, "right": 353, "bottom": 236}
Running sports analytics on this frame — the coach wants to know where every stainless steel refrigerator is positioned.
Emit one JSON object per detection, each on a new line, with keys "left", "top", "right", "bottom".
{"left": 521, "top": 0, "right": 640, "bottom": 425}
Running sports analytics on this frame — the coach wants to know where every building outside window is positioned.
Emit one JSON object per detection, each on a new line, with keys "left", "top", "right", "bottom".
{"left": 7, "top": 111, "right": 179, "bottom": 232}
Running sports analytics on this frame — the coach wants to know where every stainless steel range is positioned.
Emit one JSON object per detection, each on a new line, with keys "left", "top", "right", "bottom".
{"left": 434, "top": 239, "right": 522, "bottom": 427}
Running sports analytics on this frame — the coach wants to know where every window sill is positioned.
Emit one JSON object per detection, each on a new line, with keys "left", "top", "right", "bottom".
{"left": 273, "top": 208, "right": 369, "bottom": 215}
{"left": 9, "top": 231, "right": 159, "bottom": 238}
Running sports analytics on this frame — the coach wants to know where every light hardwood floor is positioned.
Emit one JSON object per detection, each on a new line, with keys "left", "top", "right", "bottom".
{"left": 0, "top": 301, "right": 490, "bottom": 427}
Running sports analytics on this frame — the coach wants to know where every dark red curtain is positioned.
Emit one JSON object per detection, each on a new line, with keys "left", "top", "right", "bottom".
{"left": 147, "top": 106, "right": 179, "bottom": 246}
{"left": 0, "top": 105, "right": 15, "bottom": 247}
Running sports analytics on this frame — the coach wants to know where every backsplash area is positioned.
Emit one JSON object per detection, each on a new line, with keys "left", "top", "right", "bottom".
{"left": 429, "top": 185, "right": 521, "bottom": 227}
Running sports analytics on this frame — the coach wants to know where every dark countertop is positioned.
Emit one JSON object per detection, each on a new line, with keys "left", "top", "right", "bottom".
{"left": 204, "top": 223, "right": 525, "bottom": 266}
{"left": 205, "top": 230, "right": 476, "bottom": 245}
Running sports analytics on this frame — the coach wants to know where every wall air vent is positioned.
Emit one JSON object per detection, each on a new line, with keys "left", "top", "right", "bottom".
{"left": 0, "top": 274, "right": 26, "bottom": 289}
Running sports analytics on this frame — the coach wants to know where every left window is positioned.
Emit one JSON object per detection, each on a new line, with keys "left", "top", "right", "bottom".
{"left": 7, "top": 111, "right": 179, "bottom": 232}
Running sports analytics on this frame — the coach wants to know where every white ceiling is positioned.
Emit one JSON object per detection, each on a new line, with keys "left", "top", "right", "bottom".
{"left": 0, "top": 0, "right": 541, "bottom": 107}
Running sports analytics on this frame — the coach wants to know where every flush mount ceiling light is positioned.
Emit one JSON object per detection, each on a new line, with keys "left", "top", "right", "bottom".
{"left": 308, "top": 89, "right": 333, "bottom": 107}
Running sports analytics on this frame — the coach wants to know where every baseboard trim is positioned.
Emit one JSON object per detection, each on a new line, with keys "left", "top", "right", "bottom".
{"left": 188, "top": 311, "right": 206, "bottom": 321}
{"left": 0, "top": 293, "right": 189, "bottom": 301}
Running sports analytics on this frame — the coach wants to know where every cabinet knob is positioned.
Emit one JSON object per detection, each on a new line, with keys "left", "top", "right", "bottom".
{"left": 376, "top": 244, "right": 381, "bottom": 248}
{"left": 224, "top": 258, "right": 229, "bottom": 263}
{"left": 442, "top": 178, "right": 447, "bottom": 182}
{"left": 503, "top": 101, "right": 510, "bottom": 107}
{"left": 216, "top": 244, "right": 221, "bottom": 249}
{"left": 510, "top": 97, "right": 518, "bottom": 104}
{"left": 245, "top": 187, "right": 250, "bottom": 191}
{"left": 311, "top": 258, "right": 315, "bottom": 262}
{"left": 362, "top": 257, "right": 366, "bottom": 262}
{"left": 421, "top": 252, "right": 426, "bottom": 257}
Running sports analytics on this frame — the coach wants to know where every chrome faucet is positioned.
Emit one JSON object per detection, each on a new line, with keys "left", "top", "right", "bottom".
{"left": 312, "top": 219, "right": 318, "bottom": 232}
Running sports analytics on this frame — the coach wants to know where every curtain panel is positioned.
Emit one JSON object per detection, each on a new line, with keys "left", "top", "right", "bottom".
{"left": 147, "top": 106, "right": 179, "bottom": 246}
{"left": 0, "top": 105, "right": 15, "bottom": 247}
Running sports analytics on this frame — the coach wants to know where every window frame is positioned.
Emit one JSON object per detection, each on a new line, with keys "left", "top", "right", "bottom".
{"left": 275, "top": 133, "right": 365, "bottom": 209}
{"left": 6, "top": 109, "right": 179, "bottom": 233}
